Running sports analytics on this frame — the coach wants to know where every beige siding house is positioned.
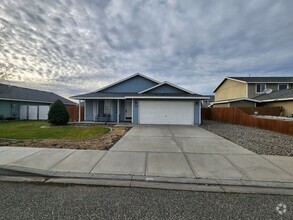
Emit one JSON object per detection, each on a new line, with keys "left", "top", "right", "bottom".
{"left": 212, "top": 77, "right": 293, "bottom": 108}
{"left": 215, "top": 79, "right": 246, "bottom": 101}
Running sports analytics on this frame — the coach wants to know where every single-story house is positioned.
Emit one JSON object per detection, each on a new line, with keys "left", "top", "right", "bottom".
{"left": 71, "top": 73, "right": 209, "bottom": 125}
{"left": 0, "top": 83, "right": 76, "bottom": 120}
{"left": 211, "top": 98, "right": 261, "bottom": 108}
{"left": 255, "top": 88, "right": 293, "bottom": 116}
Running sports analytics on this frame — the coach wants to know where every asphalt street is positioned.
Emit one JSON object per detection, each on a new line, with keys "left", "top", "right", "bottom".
{"left": 0, "top": 182, "right": 292, "bottom": 220}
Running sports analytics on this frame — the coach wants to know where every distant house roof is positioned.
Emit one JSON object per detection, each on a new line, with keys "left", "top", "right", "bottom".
{"left": 213, "top": 76, "right": 293, "bottom": 92}
{"left": 228, "top": 77, "right": 293, "bottom": 83}
{"left": 0, "top": 83, "right": 76, "bottom": 105}
{"left": 255, "top": 88, "right": 293, "bottom": 102}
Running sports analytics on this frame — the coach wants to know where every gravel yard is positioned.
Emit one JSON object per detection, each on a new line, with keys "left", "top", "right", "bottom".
{"left": 200, "top": 120, "right": 293, "bottom": 157}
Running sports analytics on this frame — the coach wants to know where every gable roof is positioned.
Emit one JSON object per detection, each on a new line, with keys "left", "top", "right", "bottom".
{"left": 254, "top": 88, "right": 293, "bottom": 102}
{"left": 71, "top": 73, "right": 208, "bottom": 100}
{"left": 0, "top": 83, "right": 76, "bottom": 105}
{"left": 94, "top": 73, "right": 160, "bottom": 93}
{"left": 213, "top": 76, "right": 293, "bottom": 93}
{"left": 139, "top": 81, "right": 194, "bottom": 94}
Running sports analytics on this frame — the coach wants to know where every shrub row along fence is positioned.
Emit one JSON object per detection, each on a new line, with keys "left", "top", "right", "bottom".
{"left": 65, "top": 106, "right": 84, "bottom": 122}
{"left": 201, "top": 107, "right": 293, "bottom": 135}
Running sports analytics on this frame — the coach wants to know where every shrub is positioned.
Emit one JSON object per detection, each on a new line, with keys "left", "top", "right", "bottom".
{"left": 48, "top": 99, "right": 69, "bottom": 125}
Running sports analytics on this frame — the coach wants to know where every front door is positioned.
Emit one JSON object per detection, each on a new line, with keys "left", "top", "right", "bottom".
{"left": 125, "top": 100, "right": 132, "bottom": 121}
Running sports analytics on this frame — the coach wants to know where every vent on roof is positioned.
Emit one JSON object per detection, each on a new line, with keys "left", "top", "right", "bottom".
{"left": 263, "top": 88, "right": 273, "bottom": 94}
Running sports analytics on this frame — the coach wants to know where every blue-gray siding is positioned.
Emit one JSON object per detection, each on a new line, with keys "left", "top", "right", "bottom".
{"left": 119, "top": 100, "right": 125, "bottom": 121}
{"left": 101, "top": 75, "right": 158, "bottom": 93}
{"left": 85, "top": 100, "right": 94, "bottom": 121}
{"left": 194, "top": 101, "right": 200, "bottom": 125}
{"left": 145, "top": 84, "right": 187, "bottom": 94}
{"left": 111, "top": 100, "right": 117, "bottom": 122}
{"left": 133, "top": 99, "right": 139, "bottom": 124}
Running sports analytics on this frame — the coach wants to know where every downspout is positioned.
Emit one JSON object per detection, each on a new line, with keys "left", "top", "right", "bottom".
{"left": 78, "top": 100, "right": 81, "bottom": 122}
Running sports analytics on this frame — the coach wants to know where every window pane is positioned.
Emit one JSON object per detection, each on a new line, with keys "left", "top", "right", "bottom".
{"left": 279, "top": 84, "right": 287, "bottom": 90}
{"left": 256, "top": 84, "right": 266, "bottom": 93}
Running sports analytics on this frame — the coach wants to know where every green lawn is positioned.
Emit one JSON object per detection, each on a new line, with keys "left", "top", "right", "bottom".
{"left": 0, "top": 121, "right": 110, "bottom": 140}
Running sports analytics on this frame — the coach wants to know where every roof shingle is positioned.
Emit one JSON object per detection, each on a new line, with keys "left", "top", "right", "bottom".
{"left": 229, "top": 77, "right": 293, "bottom": 83}
{"left": 0, "top": 83, "right": 76, "bottom": 105}
{"left": 255, "top": 88, "right": 293, "bottom": 101}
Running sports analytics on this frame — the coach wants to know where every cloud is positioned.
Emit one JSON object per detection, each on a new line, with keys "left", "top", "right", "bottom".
{"left": 0, "top": 0, "right": 293, "bottom": 98}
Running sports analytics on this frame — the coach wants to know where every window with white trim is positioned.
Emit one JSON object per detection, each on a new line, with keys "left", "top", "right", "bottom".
{"left": 256, "top": 84, "right": 266, "bottom": 93}
{"left": 278, "top": 83, "right": 288, "bottom": 90}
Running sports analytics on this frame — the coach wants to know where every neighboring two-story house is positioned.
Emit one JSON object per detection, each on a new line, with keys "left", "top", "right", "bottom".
{"left": 212, "top": 77, "right": 293, "bottom": 108}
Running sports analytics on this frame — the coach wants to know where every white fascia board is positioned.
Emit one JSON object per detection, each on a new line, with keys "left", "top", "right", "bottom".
{"left": 93, "top": 73, "right": 161, "bottom": 93}
{"left": 260, "top": 97, "right": 293, "bottom": 102}
{"left": 139, "top": 81, "right": 194, "bottom": 94}
{"left": 70, "top": 97, "right": 126, "bottom": 100}
{"left": 248, "top": 81, "right": 293, "bottom": 84}
{"left": 246, "top": 84, "right": 248, "bottom": 98}
{"left": 211, "top": 98, "right": 260, "bottom": 104}
{"left": 226, "top": 77, "right": 247, "bottom": 84}
{"left": 138, "top": 83, "right": 164, "bottom": 94}
{"left": 213, "top": 77, "right": 247, "bottom": 93}
{"left": 126, "top": 96, "right": 209, "bottom": 100}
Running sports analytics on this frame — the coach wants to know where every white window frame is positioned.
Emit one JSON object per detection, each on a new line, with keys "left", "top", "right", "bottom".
{"left": 255, "top": 84, "right": 266, "bottom": 94}
{"left": 278, "top": 83, "right": 288, "bottom": 90}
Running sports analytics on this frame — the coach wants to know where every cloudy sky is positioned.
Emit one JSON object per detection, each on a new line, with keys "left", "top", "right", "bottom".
{"left": 1, "top": 0, "right": 293, "bottom": 100}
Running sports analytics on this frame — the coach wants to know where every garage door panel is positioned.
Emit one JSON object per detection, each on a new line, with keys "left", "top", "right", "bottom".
{"left": 28, "top": 106, "right": 38, "bottom": 120}
{"left": 139, "top": 101, "right": 194, "bottom": 125}
{"left": 20, "top": 105, "right": 27, "bottom": 120}
{"left": 39, "top": 106, "right": 50, "bottom": 120}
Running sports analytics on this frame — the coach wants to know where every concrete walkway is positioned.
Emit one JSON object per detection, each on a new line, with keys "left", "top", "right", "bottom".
{"left": 0, "top": 125, "right": 293, "bottom": 194}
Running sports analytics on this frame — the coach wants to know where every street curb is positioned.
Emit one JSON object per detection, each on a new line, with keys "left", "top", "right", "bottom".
{"left": 0, "top": 166, "right": 293, "bottom": 195}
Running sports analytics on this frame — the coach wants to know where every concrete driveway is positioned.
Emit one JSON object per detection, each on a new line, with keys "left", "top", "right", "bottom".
{"left": 1, "top": 125, "right": 293, "bottom": 183}
{"left": 107, "top": 125, "right": 293, "bottom": 181}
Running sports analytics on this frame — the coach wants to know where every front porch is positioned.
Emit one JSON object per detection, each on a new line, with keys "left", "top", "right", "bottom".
{"left": 82, "top": 99, "right": 133, "bottom": 123}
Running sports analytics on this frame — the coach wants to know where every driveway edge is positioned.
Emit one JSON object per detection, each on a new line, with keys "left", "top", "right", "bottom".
{"left": 0, "top": 167, "right": 293, "bottom": 196}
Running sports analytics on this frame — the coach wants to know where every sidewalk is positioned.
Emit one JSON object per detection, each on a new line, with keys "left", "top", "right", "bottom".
{"left": 0, "top": 125, "right": 292, "bottom": 195}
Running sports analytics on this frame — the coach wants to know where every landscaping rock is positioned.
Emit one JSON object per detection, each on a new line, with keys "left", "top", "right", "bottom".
{"left": 200, "top": 120, "right": 293, "bottom": 157}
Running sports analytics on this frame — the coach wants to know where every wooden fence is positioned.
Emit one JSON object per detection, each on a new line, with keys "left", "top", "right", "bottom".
{"left": 237, "top": 107, "right": 282, "bottom": 116}
{"left": 201, "top": 107, "right": 293, "bottom": 135}
{"left": 65, "top": 105, "right": 84, "bottom": 122}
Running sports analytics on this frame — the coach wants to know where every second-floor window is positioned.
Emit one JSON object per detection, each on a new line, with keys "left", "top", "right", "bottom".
{"left": 256, "top": 84, "right": 266, "bottom": 93}
{"left": 278, "top": 84, "right": 288, "bottom": 90}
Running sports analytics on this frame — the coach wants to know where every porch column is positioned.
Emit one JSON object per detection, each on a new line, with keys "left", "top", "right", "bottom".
{"left": 78, "top": 100, "right": 81, "bottom": 122}
{"left": 117, "top": 99, "right": 120, "bottom": 123}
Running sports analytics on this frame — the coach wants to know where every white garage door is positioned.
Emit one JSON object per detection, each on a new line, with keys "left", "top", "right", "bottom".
{"left": 139, "top": 101, "right": 194, "bottom": 125}
{"left": 28, "top": 106, "right": 38, "bottom": 120}
{"left": 20, "top": 105, "right": 27, "bottom": 120}
{"left": 38, "top": 106, "right": 50, "bottom": 120}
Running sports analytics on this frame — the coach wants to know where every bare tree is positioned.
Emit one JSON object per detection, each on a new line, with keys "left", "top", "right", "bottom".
{"left": 0, "top": 59, "right": 14, "bottom": 80}
{"left": 0, "top": 26, "right": 14, "bottom": 93}
{"left": 0, "top": 26, "right": 14, "bottom": 80}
